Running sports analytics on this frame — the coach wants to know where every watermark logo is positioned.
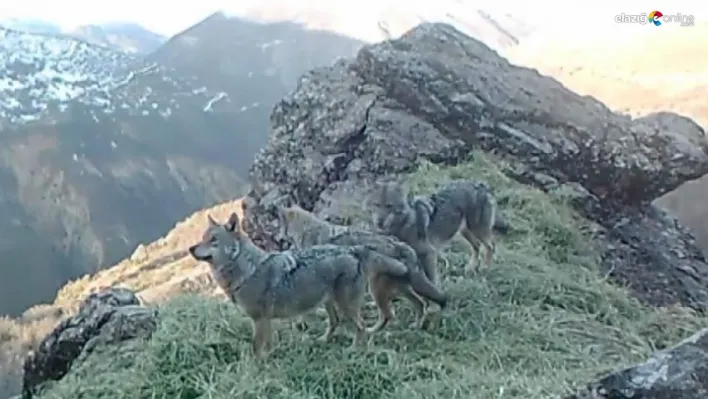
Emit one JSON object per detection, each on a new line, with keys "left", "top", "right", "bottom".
{"left": 648, "top": 10, "right": 663, "bottom": 26}
{"left": 614, "top": 10, "right": 695, "bottom": 27}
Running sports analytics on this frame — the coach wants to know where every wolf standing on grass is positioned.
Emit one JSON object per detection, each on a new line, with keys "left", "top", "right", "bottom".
{"left": 189, "top": 212, "right": 381, "bottom": 358}
{"left": 277, "top": 204, "right": 447, "bottom": 333}
{"left": 369, "top": 179, "right": 500, "bottom": 284}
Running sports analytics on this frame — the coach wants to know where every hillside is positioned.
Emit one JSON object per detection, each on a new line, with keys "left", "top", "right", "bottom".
{"left": 18, "top": 156, "right": 708, "bottom": 399}
{"left": 505, "top": 23, "right": 708, "bottom": 256}
{"left": 5, "top": 23, "right": 708, "bottom": 399}
{"left": 0, "top": 27, "right": 253, "bottom": 316}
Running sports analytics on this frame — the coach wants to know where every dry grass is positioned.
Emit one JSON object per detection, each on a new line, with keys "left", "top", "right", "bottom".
{"left": 34, "top": 153, "right": 707, "bottom": 399}
{"left": 0, "top": 201, "right": 245, "bottom": 399}
{"left": 52, "top": 199, "right": 246, "bottom": 310}
{"left": 0, "top": 306, "right": 64, "bottom": 398}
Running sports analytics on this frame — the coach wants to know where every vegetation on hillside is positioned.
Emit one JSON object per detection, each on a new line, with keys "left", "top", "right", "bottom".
{"left": 0, "top": 305, "right": 63, "bottom": 397}
{"left": 14, "top": 153, "right": 708, "bottom": 398}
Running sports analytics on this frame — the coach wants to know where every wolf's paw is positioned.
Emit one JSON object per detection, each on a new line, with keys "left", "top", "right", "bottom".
{"left": 293, "top": 320, "right": 309, "bottom": 331}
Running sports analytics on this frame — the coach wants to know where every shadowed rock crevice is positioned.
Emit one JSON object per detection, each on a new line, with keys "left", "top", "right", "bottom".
{"left": 246, "top": 22, "right": 708, "bottom": 311}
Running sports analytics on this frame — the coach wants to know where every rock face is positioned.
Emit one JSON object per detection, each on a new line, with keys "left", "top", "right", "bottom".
{"left": 566, "top": 326, "right": 708, "bottom": 399}
{"left": 246, "top": 23, "right": 708, "bottom": 310}
{"left": 21, "top": 288, "right": 157, "bottom": 399}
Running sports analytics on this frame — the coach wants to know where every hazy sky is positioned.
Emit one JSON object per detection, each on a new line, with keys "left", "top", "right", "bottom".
{"left": 0, "top": 0, "right": 705, "bottom": 37}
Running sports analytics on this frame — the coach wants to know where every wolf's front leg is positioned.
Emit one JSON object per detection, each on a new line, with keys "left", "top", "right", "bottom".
{"left": 251, "top": 318, "right": 273, "bottom": 359}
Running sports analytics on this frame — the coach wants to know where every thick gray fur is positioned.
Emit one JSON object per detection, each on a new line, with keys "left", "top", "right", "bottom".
{"left": 370, "top": 179, "right": 499, "bottom": 283}
{"left": 188, "top": 213, "right": 370, "bottom": 357}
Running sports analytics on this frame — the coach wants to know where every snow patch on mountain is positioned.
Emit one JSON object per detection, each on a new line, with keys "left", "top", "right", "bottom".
{"left": 0, "top": 27, "right": 230, "bottom": 127}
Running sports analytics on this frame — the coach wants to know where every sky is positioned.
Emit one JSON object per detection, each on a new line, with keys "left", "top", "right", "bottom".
{"left": 0, "top": 0, "right": 706, "bottom": 37}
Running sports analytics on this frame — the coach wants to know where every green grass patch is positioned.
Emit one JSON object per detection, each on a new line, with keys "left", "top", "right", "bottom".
{"left": 39, "top": 152, "right": 707, "bottom": 399}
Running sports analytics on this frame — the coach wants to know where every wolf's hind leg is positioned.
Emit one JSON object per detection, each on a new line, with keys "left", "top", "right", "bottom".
{"left": 366, "top": 276, "right": 395, "bottom": 333}
{"left": 460, "top": 229, "right": 482, "bottom": 273}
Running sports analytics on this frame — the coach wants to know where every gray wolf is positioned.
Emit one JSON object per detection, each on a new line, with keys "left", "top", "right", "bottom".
{"left": 188, "top": 212, "right": 388, "bottom": 358}
{"left": 277, "top": 204, "right": 447, "bottom": 333}
{"left": 368, "top": 179, "right": 499, "bottom": 284}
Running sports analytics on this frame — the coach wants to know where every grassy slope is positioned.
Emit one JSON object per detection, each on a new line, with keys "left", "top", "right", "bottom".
{"left": 38, "top": 153, "right": 706, "bottom": 399}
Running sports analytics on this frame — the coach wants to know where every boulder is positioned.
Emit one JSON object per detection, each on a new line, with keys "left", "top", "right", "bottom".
{"left": 21, "top": 287, "right": 157, "bottom": 399}
{"left": 566, "top": 326, "right": 708, "bottom": 398}
{"left": 246, "top": 22, "right": 708, "bottom": 309}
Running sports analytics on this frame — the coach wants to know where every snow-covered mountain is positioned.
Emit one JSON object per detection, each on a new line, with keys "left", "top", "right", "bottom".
{"left": 0, "top": 27, "right": 251, "bottom": 316}
{"left": 0, "top": 6, "right": 539, "bottom": 317}
{"left": 0, "top": 18, "right": 166, "bottom": 54}
{"left": 0, "top": 27, "right": 220, "bottom": 126}
{"left": 0, "top": 18, "right": 61, "bottom": 35}
{"left": 69, "top": 23, "right": 167, "bottom": 54}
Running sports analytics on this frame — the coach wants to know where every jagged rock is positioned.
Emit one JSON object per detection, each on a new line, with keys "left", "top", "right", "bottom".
{"left": 566, "top": 326, "right": 708, "bottom": 398}
{"left": 245, "top": 22, "right": 708, "bottom": 309}
{"left": 21, "top": 287, "right": 157, "bottom": 399}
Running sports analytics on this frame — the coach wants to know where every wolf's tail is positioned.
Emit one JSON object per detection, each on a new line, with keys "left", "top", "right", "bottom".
{"left": 492, "top": 213, "right": 512, "bottom": 235}
{"left": 409, "top": 270, "right": 447, "bottom": 309}
{"left": 352, "top": 247, "right": 409, "bottom": 277}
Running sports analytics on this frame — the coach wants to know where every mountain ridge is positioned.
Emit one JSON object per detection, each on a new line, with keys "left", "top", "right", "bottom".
{"left": 0, "top": 26, "right": 251, "bottom": 316}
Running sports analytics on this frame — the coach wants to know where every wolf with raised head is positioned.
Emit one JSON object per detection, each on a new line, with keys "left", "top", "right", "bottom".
{"left": 189, "top": 212, "right": 384, "bottom": 358}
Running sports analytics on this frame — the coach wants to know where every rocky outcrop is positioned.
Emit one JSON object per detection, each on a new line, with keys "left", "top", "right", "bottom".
{"left": 566, "top": 326, "right": 708, "bottom": 398}
{"left": 21, "top": 288, "right": 157, "bottom": 399}
{"left": 245, "top": 23, "right": 708, "bottom": 310}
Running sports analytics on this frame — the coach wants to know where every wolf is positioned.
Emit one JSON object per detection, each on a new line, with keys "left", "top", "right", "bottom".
{"left": 277, "top": 204, "right": 448, "bottom": 333}
{"left": 368, "top": 179, "right": 499, "bottom": 284}
{"left": 188, "top": 212, "right": 397, "bottom": 358}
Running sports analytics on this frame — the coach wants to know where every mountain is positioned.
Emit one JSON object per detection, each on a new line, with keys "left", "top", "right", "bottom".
{"left": 0, "top": 27, "right": 255, "bottom": 316}
{"left": 0, "top": 18, "right": 166, "bottom": 54}
{"left": 228, "top": 1, "right": 536, "bottom": 51}
{"left": 4, "top": 23, "right": 708, "bottom": 399}
{"left": 69, "top": 23, "right": 167, "bottom": 54}
{"left": 0, "top": 10, "right": 406, "bottom": 317}
{"left": 505, "top": 23, "right": 708, "bottom": 257}
{"left": 0, "top": 18, "right": 61, "bottom": 35}
{"left": 147, "top": 12, "right": 367, "bottom": 168}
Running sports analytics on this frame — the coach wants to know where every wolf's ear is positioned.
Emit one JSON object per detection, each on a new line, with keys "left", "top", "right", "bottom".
{"left": 225, "top": 212, "right": 241, "bottom": 233}
{"left": 207, "top": 215, "right": 218, "bottom": 226}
